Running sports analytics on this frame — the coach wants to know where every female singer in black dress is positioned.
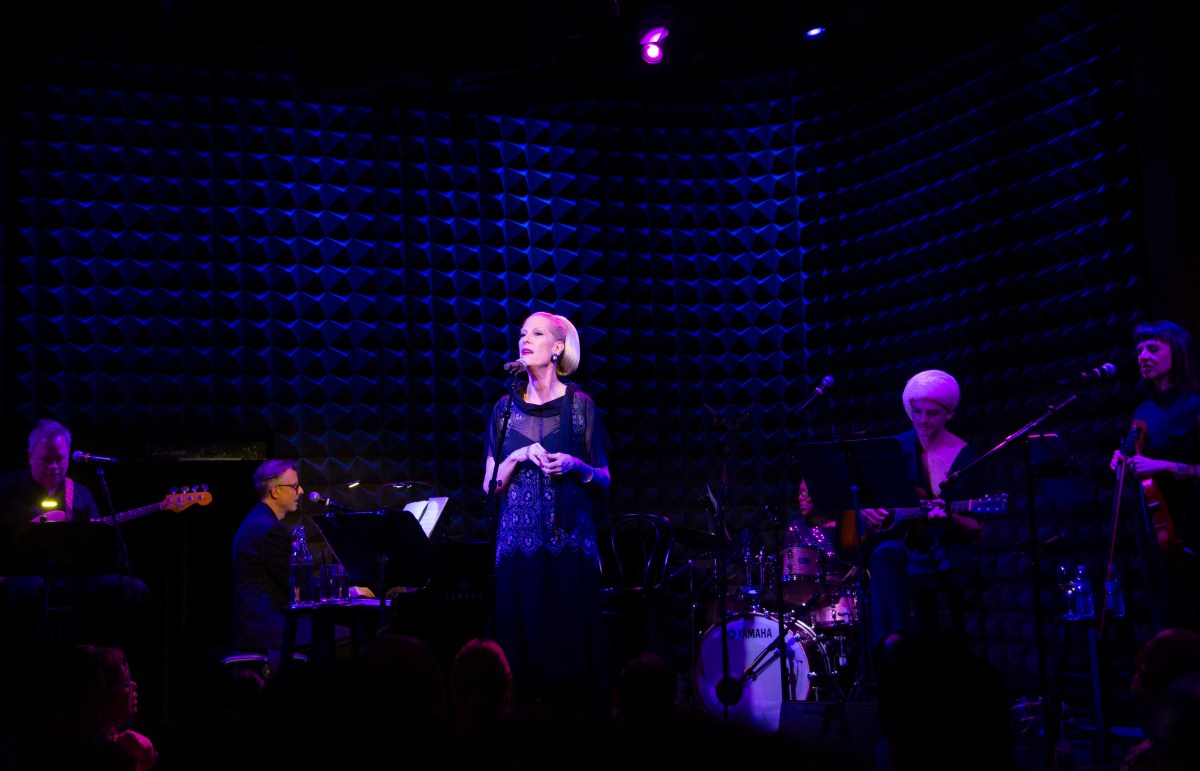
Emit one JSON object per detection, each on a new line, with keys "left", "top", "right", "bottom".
{"left": 483, "top": 311, "right": 612, "bottom": 718}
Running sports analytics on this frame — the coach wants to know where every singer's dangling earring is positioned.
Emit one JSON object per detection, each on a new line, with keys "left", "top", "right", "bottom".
{"left": 552, "top": 353, "right": 560, "bottom": 363}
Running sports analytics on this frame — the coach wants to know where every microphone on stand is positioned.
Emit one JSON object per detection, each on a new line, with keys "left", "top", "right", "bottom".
{"left": 308, "top": 491, "right": 352, "bottom": 511}
{"left": 503, "top": 358, "right": 527, "bottom": 374}
{"left": 1057, "top": 362, "right": 1116, "bottom": 386}
{"left": 793, "top": 375, "right": 835, "bottom": 416}
{"left": 72, "top": 451, "right": 121, "bottom": 465}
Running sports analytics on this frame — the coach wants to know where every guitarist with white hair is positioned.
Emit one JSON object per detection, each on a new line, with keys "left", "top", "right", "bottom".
{"left": 860, "top": 370, "right": 986, "bottom": 669}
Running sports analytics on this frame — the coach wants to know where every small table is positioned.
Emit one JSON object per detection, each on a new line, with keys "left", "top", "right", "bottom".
{"left": 280, "top": 598, "right": 385, "bottom": 676}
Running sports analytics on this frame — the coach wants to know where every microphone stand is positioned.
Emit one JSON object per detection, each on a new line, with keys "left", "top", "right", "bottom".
{"left": 940, "top": 390, "right": 1080, "bottom": 768}
{"left": 95, "top": 466, "right": 133, "bottom": 581}
{"left": 765, "top": 501, "right": 791, "bottom": 704}
{"left": 94, "top": 466, "right": 135, "bottom": 645}
{"left": 833, "top": 436, "right": 874, "bottom": 703}
{"left": 484, "top": 372, "right": 521, "bottom": 636}
{"left": 698, "top": 406, "right": 742, "bottom": 725}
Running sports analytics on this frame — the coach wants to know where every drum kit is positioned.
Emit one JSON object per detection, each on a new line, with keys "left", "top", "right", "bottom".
{"left": 683, "top": 516, "right": 867, "bottom": 733}
{"left": 680, "top": 403, "right": 881, "bottom": 733}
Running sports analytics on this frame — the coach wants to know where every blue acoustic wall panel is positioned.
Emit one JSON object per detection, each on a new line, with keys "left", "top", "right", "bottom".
{"left": 0, "top": 0, "right": 1151, "bottom": 695}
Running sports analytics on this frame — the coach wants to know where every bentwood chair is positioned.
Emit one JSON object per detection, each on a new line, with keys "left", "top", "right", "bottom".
{"left": 597, "top": 513, "right": 675, "bottom": 670}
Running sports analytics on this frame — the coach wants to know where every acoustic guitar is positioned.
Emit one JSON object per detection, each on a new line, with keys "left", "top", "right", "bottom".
{"left": 837, "top": 492, "right": 1009, "bottom": 552}
{"left": 33, "top": 486, "right": 213, "bottom": 524}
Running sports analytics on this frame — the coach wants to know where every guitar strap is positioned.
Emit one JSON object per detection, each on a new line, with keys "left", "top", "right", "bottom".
{"left": 916, "top": 443, "right": 933, "bottom": 500}
{"left": 912, "top": 446, "right": 937, "bottom": 550}
{"left": 64, "top": 477, "right": 75, "bottom": 520}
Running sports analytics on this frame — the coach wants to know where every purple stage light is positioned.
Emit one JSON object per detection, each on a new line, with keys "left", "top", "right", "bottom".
{"left": 640, "top": 26, "right": 669, "bottom": 64}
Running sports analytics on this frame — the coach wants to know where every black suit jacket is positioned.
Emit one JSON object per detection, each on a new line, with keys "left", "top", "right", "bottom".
{"left": 232, "top": 502, "right": 308, "bottom": 649}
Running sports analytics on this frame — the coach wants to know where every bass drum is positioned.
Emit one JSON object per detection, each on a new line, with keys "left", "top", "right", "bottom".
{"left": 693, "top": 612, "right": 829, "bottom": 734}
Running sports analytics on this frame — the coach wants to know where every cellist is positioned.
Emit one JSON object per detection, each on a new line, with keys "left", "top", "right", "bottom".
{"left": 1111, "top": 320, "right": 1200, "bottom": 632}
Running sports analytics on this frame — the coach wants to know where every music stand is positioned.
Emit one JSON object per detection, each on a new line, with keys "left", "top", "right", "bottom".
{"left": 311, "top": 509, "right": 443, "bottom": 627}
{"left": 0, "top": 522, "right": 122, "bottom": 643}
{"left": 1029, "top": 433, "right": 1091, "bottom": 509}
{"left": 0, "top": 522, "right": 121, "bottom": 578}
{"left": 792, "top": 438, "right": 919, "bottom": 514}
{"left": 791, "top": 437, "right": 919, "bottom": 698}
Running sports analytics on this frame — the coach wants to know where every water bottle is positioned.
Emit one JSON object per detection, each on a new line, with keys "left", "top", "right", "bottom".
{"left": 289, "top": 525, "right": 315, "bottom": 608}
{"left": 1072, "top": 565, "right": 1094, "bottom": 619}
{"left": 1057, "top": 563, "right": 1077, "bottom": 620}
{"left": 1053, "top": 736, "right": 1075, "bottom": 770}
{"left": 1105, "top": 564, "right": 1126, "bottom": 618}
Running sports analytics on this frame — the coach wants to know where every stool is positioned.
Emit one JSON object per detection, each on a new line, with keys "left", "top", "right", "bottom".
{"left": 221, "top": 650, "right": 309, "bottom": 680}
{"left": 1050, "top": 618, "right": 1110, "bottom": 766}
{"left": 46, "top": 602, "right": 77, "bottom": 646}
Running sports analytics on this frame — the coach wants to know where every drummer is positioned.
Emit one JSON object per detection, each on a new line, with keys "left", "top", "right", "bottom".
{"left": 792, "top": 478, "right": 855, "bottom": 583}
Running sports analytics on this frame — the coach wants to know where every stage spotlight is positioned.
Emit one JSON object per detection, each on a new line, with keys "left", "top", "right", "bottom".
{"left": 634, "top": 4, "right": 674, "bottom": 65}
{"left": 640, "top": 26, "right": 669, "bottom": 64}
{"left": 805, "top": 26, "right": 827, "bottom": 39}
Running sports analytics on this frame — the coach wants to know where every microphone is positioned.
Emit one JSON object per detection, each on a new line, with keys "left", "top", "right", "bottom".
{"left": 503, "top": 358, "right": 527, "bottom": 374}
{"left": 793, "top": 375, "right": 835, "bottom": 415}
{"left": 1057, "top": 362, "right": 1116, "bottom": 386}
{"left": 71, "top": 451, "right": 120, "bottom": 465}
{"left": 307, "top": 491, "right": 351, "bottom": 511}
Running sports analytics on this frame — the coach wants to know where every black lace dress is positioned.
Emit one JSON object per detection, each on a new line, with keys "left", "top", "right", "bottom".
{"left": 485, "top": 383, "right": 611, "bottom": 716}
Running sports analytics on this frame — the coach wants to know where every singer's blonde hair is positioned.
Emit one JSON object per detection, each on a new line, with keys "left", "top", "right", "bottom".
{"left": 527, "top": 312, "right": 580, "bottom": 376}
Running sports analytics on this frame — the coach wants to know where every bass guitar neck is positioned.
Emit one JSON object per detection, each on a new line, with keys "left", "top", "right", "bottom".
{"left": 33, "top": 487, "right": 213, "bottom": 524}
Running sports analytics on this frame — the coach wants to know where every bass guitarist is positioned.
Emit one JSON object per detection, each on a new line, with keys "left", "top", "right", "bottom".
{"left": 1110, "top": 320, "right": 1200, "bottom": 632}
{"left": 0, "top": 418, "right": 151, "bottom": 657}
{"left": 859, "top": 369, "right": 985, "bottom": 669}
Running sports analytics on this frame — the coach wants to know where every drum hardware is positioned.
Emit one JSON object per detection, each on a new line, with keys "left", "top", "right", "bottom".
{"left": 675, "top": 525, "right": 722, "bottom": 553}
{"left": 734, "top": 546, "right": 777, "bottom": 613}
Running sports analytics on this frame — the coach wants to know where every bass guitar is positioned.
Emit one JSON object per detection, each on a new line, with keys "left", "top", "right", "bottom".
{"left": 33, "top": 486, "right": 212, "bottom": 524}
{"left": 838, "top": 492, "right": 1009, "bottom": 552}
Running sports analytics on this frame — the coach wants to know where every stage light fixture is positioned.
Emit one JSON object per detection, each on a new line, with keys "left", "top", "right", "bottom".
{"left": 640, "top": 25, "right": 669, "bottom": 64}
{"left": 633, "top": 4, "right": 674, "bottom": 65}
{"left": 805, "top": 26, "right": 827, "bottom": 39}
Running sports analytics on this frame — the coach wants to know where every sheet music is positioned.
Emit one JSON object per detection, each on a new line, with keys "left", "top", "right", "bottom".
{"left": 403, "top": 497, "right": 448, "bottom": 539}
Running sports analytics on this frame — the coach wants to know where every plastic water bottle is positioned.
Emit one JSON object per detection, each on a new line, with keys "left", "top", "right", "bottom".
{"left": 1105, "top": 564, "right": 1126, "bottom": 618}
{"left": 1072, "top": 565, "right": 1094, "bottom": 619}
{"left": 289, "top": 525, "right": 315, "bottom": 608}
{"left": 1053, "top": 735, "right": 1075, "bottom": 770}
{"left": 1058, "top": 563, "right": 1077, "bottom": 620}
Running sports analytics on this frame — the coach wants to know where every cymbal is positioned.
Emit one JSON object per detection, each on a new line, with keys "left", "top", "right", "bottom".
{"left": 675, "top": 526, "right": 720, "bottom": 551}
